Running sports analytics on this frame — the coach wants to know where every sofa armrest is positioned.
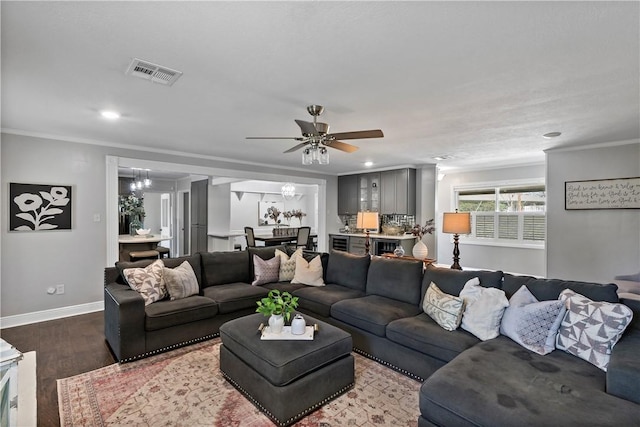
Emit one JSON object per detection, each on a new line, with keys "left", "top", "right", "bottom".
{"left": 606, "top": 326, "right": 640, "bottom": 404}
{"left": 104, "top": 283, "right": 146, "bottom": 362}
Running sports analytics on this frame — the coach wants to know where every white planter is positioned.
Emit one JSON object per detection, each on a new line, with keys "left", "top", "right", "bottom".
{"left": 412, "top": 240, "right": 429, "bottom": 259}
{"left": 268, "top": 314, "right": 284, "bottom": 334}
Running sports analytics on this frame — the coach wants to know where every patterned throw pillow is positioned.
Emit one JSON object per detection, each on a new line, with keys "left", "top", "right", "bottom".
{"left": 500, "top": 285, "right": 566, "bottom": 355}
{"left": 291, "top": 255, "right": 325, "bottom": 287}
{"left": 460, "top": 277, "right": 509, "bottom": 341}
{"left": 251, "top": 254, "right": 281, "bottom": 286}
{"left": 275, "top": 248, "right": 303, "bottom": 281}
{"left": 556, "top": 289, "right": 633, "bottom": 371}
{"left": 123, "top": 259, "right": 166, "bottom": 306}
{"left": 423, "top": 282, "right": 465, "bottom": 331}
{"left": 162, "top": 261, "right": 199, "bottom": 301}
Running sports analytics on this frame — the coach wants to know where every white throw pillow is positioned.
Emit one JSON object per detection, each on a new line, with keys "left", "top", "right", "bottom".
{"left": 275, "top": 248, "right": 303, "bottom": 281}
{"left": 460, "top": 277, "right": 509, "bottom": 341}
{"left": 291, "top": 255, "right": 325, "bottom": 287}
{"left": 500, "top": 285, "right": 566, "bottom": 355}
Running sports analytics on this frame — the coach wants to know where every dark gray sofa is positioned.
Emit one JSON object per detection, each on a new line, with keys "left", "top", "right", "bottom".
{"left": 103, "top": 247, "right": 640, "bottom": 425}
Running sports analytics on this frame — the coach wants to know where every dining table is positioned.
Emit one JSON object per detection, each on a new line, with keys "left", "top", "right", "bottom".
{"left": 254, "top": 234, "right": 317, "bottom": 249}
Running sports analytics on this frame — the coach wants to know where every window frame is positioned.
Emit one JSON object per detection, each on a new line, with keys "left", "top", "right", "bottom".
{"left": 452, "top": 178, "right": 546, "bottom": 249}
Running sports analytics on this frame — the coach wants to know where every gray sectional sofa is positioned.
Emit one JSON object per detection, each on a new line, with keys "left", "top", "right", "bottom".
{"left": 104, "top": 247, "right": 640, "bottom": 425}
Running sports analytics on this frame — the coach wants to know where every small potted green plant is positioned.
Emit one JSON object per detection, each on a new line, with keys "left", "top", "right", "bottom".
{"left": 256, "top": 290, "right": 299, "bottom": 334}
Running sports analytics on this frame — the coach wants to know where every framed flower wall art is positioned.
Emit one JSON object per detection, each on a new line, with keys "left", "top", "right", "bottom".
{"left": 9, "top": 183, "right": 72, "bottom": 231}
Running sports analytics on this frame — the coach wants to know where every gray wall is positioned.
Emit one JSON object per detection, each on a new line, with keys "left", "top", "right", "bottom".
{"left": 1, "top": 132, "right": 334, "bottom": 321}
{"left": 436, "top": 163, "right": 546, "bottom": 275}
{"left": 546, "top": 142, "right": 640, "bottom": 282}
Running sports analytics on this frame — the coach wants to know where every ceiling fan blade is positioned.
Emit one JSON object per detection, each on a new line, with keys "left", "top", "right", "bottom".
{"left": 328, "top": 129, "right": 384, "bottom": 140}
{"left": 284, "top": 142, "right": 309, "bottom": 153}
{"left": 325, "top": 140, "right": 359, "bottom": 153}
{"left": 246, "top": 137, "right": 303, "bottom": 140}
{"left": 295, "top": 119, "right": 319, "bottom": 136}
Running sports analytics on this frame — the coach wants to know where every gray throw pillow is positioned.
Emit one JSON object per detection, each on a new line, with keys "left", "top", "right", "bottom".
{"left": 251, "top": 254, "right": 280, "bottom": 286}
{"left": 163, "top": 261, "right": 199, "bottom": 300}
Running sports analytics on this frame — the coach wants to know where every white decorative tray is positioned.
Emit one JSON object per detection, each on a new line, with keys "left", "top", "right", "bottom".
{"left": 260, "top": 325, "right": 314, "bottom": 340}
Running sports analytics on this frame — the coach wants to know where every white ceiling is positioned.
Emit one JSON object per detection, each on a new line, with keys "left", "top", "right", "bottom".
{"left": 2, "top": 1, "right": 638, "bottom": 175}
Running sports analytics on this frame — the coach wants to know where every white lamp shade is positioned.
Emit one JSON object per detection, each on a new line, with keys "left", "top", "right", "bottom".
{"left": 442, "top": 212, "right": 471, "bottom": 234}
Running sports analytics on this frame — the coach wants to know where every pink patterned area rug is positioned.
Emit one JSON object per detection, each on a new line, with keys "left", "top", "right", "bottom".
{"left": 57, "top": 338, "right": 420, "bottom": 426}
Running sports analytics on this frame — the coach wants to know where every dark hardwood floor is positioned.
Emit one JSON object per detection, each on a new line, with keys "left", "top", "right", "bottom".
{"left": 0, "top": 311, "right": 115, "bottom": 427}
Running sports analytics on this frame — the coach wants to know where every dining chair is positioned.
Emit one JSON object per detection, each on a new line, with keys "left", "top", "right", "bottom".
{"left": 244, "top": 226, "right": 260, "bottom": 248}
{"left": 294, "top": 226, "right": 311, "bottom": 250}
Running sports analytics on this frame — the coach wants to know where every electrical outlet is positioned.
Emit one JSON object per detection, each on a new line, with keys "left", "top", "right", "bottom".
{"left": 56, "top": 284, "right": 65, "bottom": 295}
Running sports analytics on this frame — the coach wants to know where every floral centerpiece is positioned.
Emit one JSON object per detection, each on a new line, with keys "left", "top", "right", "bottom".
{"left": 264, "top": 205, "right": 282, "bottom": 225}
{"left": 256, "top": 290, "right": 299, "bottom": 334}
{"left": 119, "top": 194, "right": 145, "bottom": 235}
{"left": 291, "top": 209, "right": 306, "bottom": 225}
{"left": 410, "top": 219, "right": 435, "bottom": 259}
{"left": 282, "top": 210, "right": 293, "bottom": 225}
{"left": 411, "top": 219, "right": 435, "bottom": 239}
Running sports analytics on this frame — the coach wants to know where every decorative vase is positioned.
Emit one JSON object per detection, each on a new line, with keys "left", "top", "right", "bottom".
{"left": 129, "top": 216, "right": 143, "bottom": 236}
{"left": 393, "top": 245, "right": 405, "bottom": 257}
{"left": 412, "top": 239, "right": 429, "bottom": 259}
{"left": 291, "top": 314, "right": 306, "bottom": 335}
{"left": 268, "top": 314, "right": 285, "bottom": 334}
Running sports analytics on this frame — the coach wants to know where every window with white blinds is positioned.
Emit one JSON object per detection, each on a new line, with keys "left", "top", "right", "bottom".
{"left": 455, "top": 182, "right": 546, "bottom": 246}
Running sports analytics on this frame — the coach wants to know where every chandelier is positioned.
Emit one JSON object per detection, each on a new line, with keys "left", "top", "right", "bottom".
{"left": 302, "top": 142, "right": 329, "bottom": 165}
{"left": 129, "top": 169, "right": 152, "bottom": 192}
{"left": 281, "top": 182, "right": 296, "bottom": 200}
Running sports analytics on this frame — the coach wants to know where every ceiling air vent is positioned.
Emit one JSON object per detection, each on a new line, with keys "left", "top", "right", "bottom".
{"left": 126, "top": 58, "right": 182, "bottom": 86}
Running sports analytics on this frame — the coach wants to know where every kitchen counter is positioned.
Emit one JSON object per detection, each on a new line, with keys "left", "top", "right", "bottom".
{"left": 329, "top": 232, "right": 417, "bottom": 240}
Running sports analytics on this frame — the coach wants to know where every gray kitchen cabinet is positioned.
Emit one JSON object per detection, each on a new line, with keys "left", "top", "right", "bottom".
{"left": 190, "top": 179, "right": 208, "bottom": 253}
{"left": 380, "top": 168, "right": 416, "bottom": 214}
{"left": 348, "top": 236, "right": 367, "bottom": 255}
{"left": 358, "top": 173, "right": 380, "bottom": 212}
{"left": 338, "top": 175, "right": 358, "bottom": 215}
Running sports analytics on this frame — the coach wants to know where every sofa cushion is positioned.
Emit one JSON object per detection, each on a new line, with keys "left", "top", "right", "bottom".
{"left": 274, "top": 248, "right": 303, "bottom": 281}
{"left": 202, "top": 282, "right": 269, "bottom": 314}
{"left": 263, "top": 281, "right": 308, "bottom": 294}
{"left": 294, "top": 284, "right": 365, "bottom": 318}
{"left": 251, "top": 254, "right": 280, "bottom": 286}
{"left": 163, "top": 260, "right": 200, "bottom": 300}
{"left": 387, "top": 313, "right": 479, "bottom": 362}
{"left": 117, "top": 254, "right": 202, "bottom": 289}
{"left": 420, "top": 265, "right": 503, "bottom": 307}
{"left": 556, "top": 289, "right": 633, "bottom": 371}
{"left": 419, "top": 336, "right": 640, "bottom": 427}
{"left": 422, "top": 282, "right": 465, "bottom": 331}
{"left": 366, "top": 257, "right": 423, "bottom": 305}
{"left": 122, "top": 259, "right": 167, "bottom": 305}
{"left": 502, "top": 273, "right": 619, "bottom": 302}
{"left": 325, "top": 249, "right": 371, "bottom": 291}
{"left": 248, "top": 245, "right": 287, "bottom": 279}
{"left": 460, "top": 278, "right": 509, "bottom": 341}
{"left": 331, "top": 295, "right": 422, "bottom": 337}
{"left": 291, "top": 255, "right": 325, "bottom": 287}
{"left": 201, "top": 251, "right": 251, "bottom": 287}
{"left": 500, "top": 285, "right": 566, "bottom": 355}
{"left": 144, "top": 296, "right": 218, "bottom": 331}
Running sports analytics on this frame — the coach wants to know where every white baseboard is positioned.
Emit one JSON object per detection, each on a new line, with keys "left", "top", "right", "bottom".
{"left": 0, "top": 301, "right": 104, "bottom": 328}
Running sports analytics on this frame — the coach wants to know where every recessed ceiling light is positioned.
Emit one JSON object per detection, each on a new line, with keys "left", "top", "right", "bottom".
{"left": 100, "top": 110, "right": 120, "bottom": 120}
{"left": 364, "top": 161, "right": 373, "bottom": 167}
{"left": 543, "top": 132, "right": 561, "bottom": 139}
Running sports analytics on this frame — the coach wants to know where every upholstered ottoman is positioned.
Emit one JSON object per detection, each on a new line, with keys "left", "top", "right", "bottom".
{"left": 219, "top": 313, "right": 354, "bottom": 426}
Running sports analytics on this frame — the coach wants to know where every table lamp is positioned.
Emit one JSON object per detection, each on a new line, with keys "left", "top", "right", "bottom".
{"left": 442, "top": 210, "right": 471, "bottom": 270}
{"left": 356, "top": 211, "right": 379, "bottom": 255}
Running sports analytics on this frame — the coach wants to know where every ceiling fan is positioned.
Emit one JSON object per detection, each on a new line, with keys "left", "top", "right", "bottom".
{"left": 246, "top": 105, "right": 384, "bottom": 159}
